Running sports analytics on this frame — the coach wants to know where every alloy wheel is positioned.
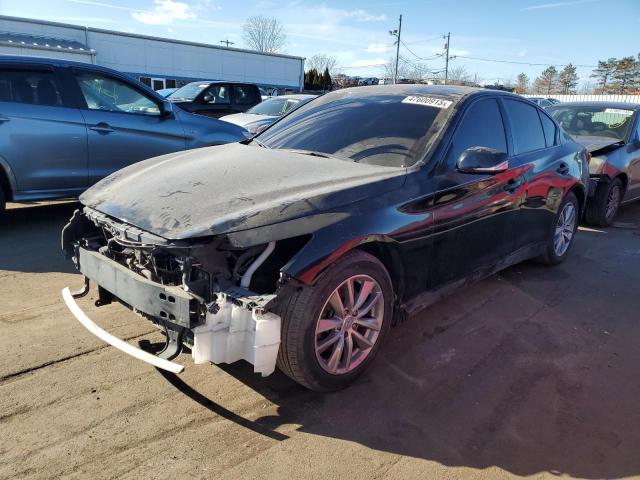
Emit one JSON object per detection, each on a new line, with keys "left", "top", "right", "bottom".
{"left": 314, "top": 275, "right": 385, "bottom": 375}
{"left": 553, "top": 201, "right": 577, "bottom": 257}
{"left": 605, "top": 184, "right": 621, "bottom": 222}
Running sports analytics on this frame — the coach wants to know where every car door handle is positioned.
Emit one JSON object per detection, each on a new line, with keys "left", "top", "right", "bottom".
{"left": 89, "top": 122, "right": 114, "bottom": 134}
{"left": 556, "top": 162, "right": 569, "bottom": 175}
{"left": 504, "top": 177, "right": 524, "bottom": 194}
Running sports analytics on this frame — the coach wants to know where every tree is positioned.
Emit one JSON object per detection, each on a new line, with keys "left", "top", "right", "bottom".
{"left": 533, "top": 66, "right": 559, "bottom": 95}
{"left": 558, "top": 64, "right": 578, "bottom": 94}
{"left": 590, "top": 58, "right": 617, "bottom": 93}
{"left": 307, "top": 54, "right": 337, "bottom": 75}
{"left": 383, "top": 56, "right": 429, "bottom": 83}
{"left": 242, "top": 15, "right": 286, "bottom": 53}
{"left": 611, "top": 56, "right": 638, "bottom": 93}
{"left": 514, "top": 72, "right": 529, "bottom": 94}
{"left": 447, "top": 66, "right": 472, "bottom": 85}
{"left": 322, "top": 67, "right": 332, "bottom": 91}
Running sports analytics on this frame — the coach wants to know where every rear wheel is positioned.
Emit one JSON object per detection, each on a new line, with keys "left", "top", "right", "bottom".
{"left": 538, "top": 191, "right": 579, "bottom": 266}
{"left": 276, "top": 250, "right": 393, "bottom": 392}
{"left": 585, "top": 177, "right": 622, "bottom": 227}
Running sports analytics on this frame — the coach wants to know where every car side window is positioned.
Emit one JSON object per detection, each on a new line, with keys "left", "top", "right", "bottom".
{"left": 204, "top": 85, "right": 230, "bottom": 104}
{"left": 233, "top": 85, "right": 256, "bottom": 105}
{"left": 75, "top": 71, "right": 160, "bottom": 116}
{"left": 445, "top": 98, "right": 507, "bottom": 168}
{"left": 539, "top": 111, "right": 557, "bottom": 147}
{"left": 0, "top": 69, "right": 64, "bottom": 106}
{"left": 503, "top": 99, "right": 546, "bottom": 154}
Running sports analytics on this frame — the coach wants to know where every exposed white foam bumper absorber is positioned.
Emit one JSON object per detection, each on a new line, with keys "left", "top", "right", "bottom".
{"left": 191, "top": 295, "right": 281, "bottom": 377}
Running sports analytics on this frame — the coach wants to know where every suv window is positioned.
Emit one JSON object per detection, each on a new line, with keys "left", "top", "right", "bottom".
{"left": 539, "top": 111, "right": 557, "bottom": 147}
{"left": 446, "top": 98, "right": 507, "bottom": 167}
{"left": 504, "top": 99, "right": 546, "bottom": 154}
{"left": 204, "top": 85, "right": 230, "bottom": 104}
{"left": 0, "top": 69, "right": 64, "bottom": 106}
{"left": 233, "top": 85, "right": 257, "bottom": 105}
{"left": 75, "top": 71, "right": 160, "bottom": 115}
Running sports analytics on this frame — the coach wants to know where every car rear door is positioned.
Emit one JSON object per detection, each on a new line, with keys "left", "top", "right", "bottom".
{"left": 70, "top": 68, "right": 188, "bottom": 186}
{"left": 196, "top": 83, "right": 233, "bottom": 118}
{"left": 0, "top": 63, "right": 87, "bottom": 195}
{"left": 231, "top": 84, "right": 260, "bottom": 113}
{"left": 501, "top": 98, "right": 568, "bottom": 251}
{"left": 428, "top": 96, "right": 526, "bottom": 288}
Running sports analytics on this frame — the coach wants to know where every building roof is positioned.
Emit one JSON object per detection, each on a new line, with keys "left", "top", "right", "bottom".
{"left": 0, "top": 15, "right": 303, "bottom": 62}
{"left": 0, "top": 31, "right": 92, "bottom": 53}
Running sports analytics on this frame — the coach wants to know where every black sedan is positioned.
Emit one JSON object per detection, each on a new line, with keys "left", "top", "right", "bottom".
{"left": 62, "top": 85, "right": 589, "bottom": 391}
{"left": 547, "top": 101, "right": 640, "bottom": 226}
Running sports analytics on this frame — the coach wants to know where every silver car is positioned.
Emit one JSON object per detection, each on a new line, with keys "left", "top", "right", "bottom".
{"left": 220, "top": 94, "right": 316, "bottom": 134}
{"left": 0, "top": 56, "right": 248, "bottom": 216}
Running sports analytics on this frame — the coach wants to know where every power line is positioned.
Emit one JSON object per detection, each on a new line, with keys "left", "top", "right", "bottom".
{"left": 400, "top": 40, "right": 442, "bottom": 61}
{"left": 453, "top": 55, "right": 597, "bottom": 68}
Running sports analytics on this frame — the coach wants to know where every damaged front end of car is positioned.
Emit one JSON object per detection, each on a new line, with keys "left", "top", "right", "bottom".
{"left": 61, "top": 207, "right": 309, "bottom": 376}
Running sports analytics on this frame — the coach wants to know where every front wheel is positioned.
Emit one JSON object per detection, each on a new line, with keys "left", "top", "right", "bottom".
{"left": 585, "top": 177, "right": 622, "bottom": 227}
{"left": 538, "top": 191, "right": 579, "bottom": 266}
{"left": 276, "top": 250, "right": 393, "bottom": 392}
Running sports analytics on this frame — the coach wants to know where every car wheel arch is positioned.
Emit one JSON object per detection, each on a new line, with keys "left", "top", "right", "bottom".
{"left": 0, "top": 158, "right": 16, "bottom": 201}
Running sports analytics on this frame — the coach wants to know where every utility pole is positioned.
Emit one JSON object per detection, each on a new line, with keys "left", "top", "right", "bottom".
{"left": 389, "top": 15, "right": 402, "bottom": 84}
{"left": 219, "top": 39, "right": 235, "bottom": 47}
{"left": 443, "top": 32, "right": 450, "bottom": 85}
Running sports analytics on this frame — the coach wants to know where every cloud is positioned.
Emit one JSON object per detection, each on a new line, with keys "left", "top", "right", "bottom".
{"left": 517, "top": 49, "right": 527, "bottom": 57}
{"left": 345, "top": 58, "right": 387, "bottom": 68}
{"left": 522, "top": 0, "right": 599, "bottom": 10}
{"left": 367, "top": 43, "right": 389, "bottom": 53}
{"left": 131, "top": 0, "right": 195, "bottom": 25}
{"left": 345, "top": 9, "right": 387, "bottom": 22}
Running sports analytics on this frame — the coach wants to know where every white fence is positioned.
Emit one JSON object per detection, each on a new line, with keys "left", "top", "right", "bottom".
{"left": 524, "top": 94, "right": 640, "bottom": 103}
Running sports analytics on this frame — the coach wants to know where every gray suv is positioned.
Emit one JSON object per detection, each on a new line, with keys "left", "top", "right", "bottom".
{"left": 0, "top": 56, "right": 248, "bottom": 215}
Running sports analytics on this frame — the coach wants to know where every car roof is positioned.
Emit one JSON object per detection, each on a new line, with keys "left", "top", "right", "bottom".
{"left": 334, "top": 84, "right": 518, "bottom": 102}
{"left": 185, "top": 80, "right": 257, "bottom": 86}
{"left": 549, "top": 101, "right": 640, "bottom": 110}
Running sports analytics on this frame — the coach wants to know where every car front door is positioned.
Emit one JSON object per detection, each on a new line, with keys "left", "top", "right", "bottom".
{"left": 428, "top": 97, "right": 526, "bottom": 288}
{"left": 71, "top": 69, "right": 188, "bottom": 186}
{"left": 0, "top": 64, "right": 87, "bottom": 196}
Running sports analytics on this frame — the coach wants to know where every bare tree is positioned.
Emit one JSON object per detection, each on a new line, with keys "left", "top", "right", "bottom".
{"left": 307, "top": 54, "right": 337, "bottom": 75}
{"left": 382, "top": 56, "right": 429, "bottom": 83}
{"left": 514, "top": 73, "right": 529, "bottom": 94}
{"left": 242, "top": 15, "right": 286, "bottom": 53}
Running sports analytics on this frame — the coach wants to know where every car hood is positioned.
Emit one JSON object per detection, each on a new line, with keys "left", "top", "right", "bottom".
{"left": 572, "top": 135, "right": 624, "bottom": 153}
{"left": 80, "top": 143, "right": 406, "bottom": 240}
{"left": 221, "top": 113, "right": 270, "bottom": 126}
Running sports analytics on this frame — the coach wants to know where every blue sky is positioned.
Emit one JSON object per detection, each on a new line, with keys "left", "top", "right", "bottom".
{"left": 1, "top": 0, "right": 639, "bottom": 86}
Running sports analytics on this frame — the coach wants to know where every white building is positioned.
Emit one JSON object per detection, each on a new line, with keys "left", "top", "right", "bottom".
{"left": 0, "top": 15, "right": 304, "bottom": 92}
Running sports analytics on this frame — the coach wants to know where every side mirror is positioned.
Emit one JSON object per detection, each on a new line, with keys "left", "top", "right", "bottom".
{"left": 457, "top": 147, "right": 508, "bottom": 174}
{"left": 160, "top": 100, "right": 173, "bottom": 118}
{"left": 203, "top": 94, "right": 213, "bottom": 103}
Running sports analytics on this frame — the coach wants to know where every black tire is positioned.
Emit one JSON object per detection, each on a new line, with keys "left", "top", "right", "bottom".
{"left": 538, "top": 191, "right": 579, "bottom": 266}
{"left": 276, "top": 250, "right": 393, "bottom": 392}
{"left": 0, "top": 185, "right": 6, "bottom": 220}
{"left": 585, "top": 177, "right": 622, "bottom": 227}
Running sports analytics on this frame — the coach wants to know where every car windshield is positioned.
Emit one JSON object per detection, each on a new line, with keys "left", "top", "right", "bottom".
{"left": 256, "top": 91, "right": 453, "bottom": 167}
{"left": 548, "top": 105, "right": 636, "bottom": 141}
{"left": 167, "top": 82, "right": 209, "bottom": 101}
{"left": 248, "top": 97, "right": 303, "bottom": 116}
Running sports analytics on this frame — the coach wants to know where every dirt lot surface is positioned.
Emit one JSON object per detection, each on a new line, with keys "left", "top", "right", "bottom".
{"left": 1, "top": 200, "right": 640, "bottom": 480}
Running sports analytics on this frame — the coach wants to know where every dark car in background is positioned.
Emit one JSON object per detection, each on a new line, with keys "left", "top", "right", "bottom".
{"left": 62, "top": 85, "right": 588, "bottom": 392}
{"left": 0, "top": 56, "right": 248, "bottom": 216}
{"left": 220, "top": 94, "right": 317, "bottom": 134}
{"left": 548, "top": 102, "right": 640, "bottom": 226}
{"left": 167, "top": 81, "right": 262, "bottom": 118}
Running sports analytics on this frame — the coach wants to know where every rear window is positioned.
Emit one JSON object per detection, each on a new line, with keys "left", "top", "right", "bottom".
{"left": 233, "top": 85, "right": 258, "bottom": 105}
{"left": 504, "top": 99, "right": 546, "bottom": 154}
{"left": 0, "top": 69, "right": 64, "bottom": 106}
{"left": 258, "top": 91, "right": 455, "bottom": 167}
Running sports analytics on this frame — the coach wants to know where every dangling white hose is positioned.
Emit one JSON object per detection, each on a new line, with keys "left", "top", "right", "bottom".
{"left": 240, "top": 241, "right": 276, "bottom": 288}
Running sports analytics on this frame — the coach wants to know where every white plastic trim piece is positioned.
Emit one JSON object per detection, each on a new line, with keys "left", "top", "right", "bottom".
{"left": 61, "top": 287, "right": 185, "bottom": 374}
{"left": 240, "top": 241, "right": 276, "bottom": 288}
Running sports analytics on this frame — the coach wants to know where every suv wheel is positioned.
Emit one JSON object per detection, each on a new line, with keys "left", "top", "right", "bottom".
{"left": 0, "top": 185, "right": 6, "bottom": 219}
{"left": 276, "top": 250, "right": 393, "bottom": 392}
{"left": 585, "top": 177, "right": 622, "bottom": 227}
{"left": 538, "top": 191, "right": 579, "bottom": 265}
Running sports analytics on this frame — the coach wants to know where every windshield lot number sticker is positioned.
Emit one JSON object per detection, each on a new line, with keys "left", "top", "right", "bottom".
{"left": 403, "top": 96, "right": 452, "bottom": 109}
{"left": 604, "top": 108, "right": 633, "bottom": 116}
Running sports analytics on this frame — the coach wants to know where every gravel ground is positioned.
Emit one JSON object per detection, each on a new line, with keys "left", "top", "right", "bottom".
{"left": 1, "top": 200, "right": 639, "bottom": 480}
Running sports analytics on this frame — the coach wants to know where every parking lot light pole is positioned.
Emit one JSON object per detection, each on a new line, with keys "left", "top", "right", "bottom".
{"left": 443, "top": 32, "right": 451, "bottom": 85}
{"left": 389, "top": 15, "right": 402, "bottom": 85}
